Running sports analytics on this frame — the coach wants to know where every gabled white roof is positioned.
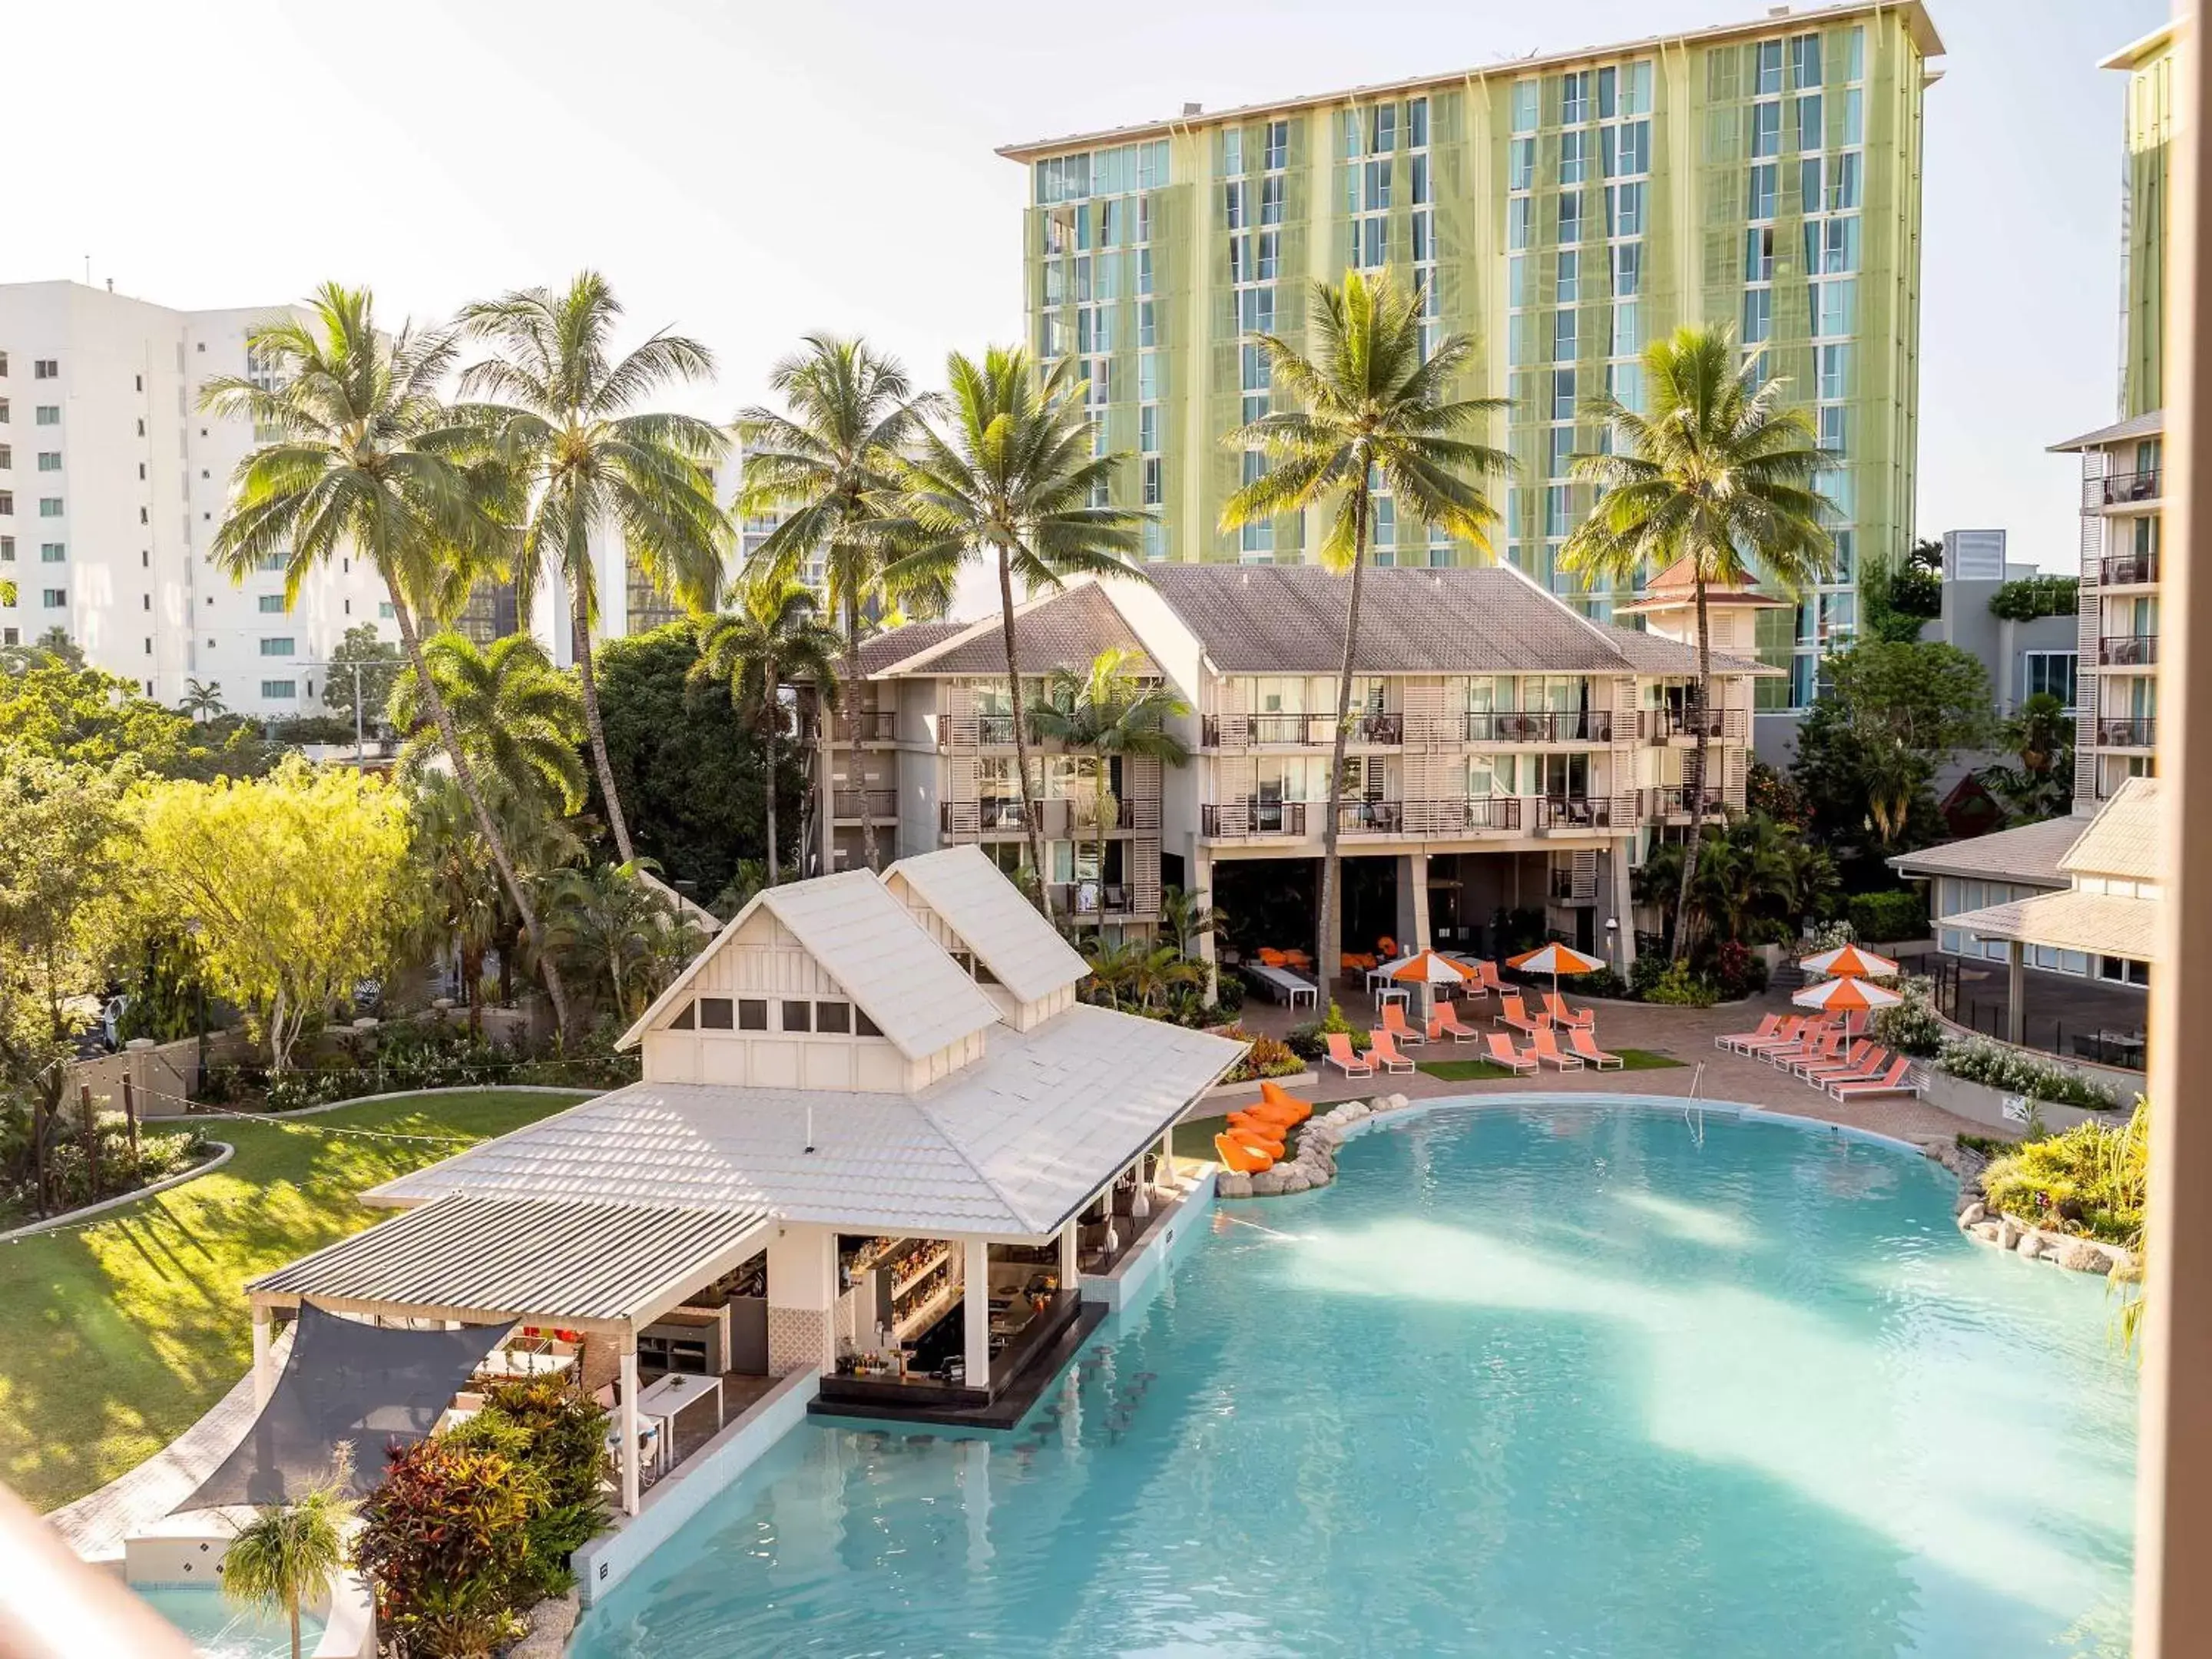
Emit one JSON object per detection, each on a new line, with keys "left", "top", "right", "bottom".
{"left": 372, "top": 1005, "right": 1247, "bottom": 1237}
{"left": 2059, "top": 777, "right": 2160, "bottom": 882}
{"left": 618, "top": 869, "right": 1001, "bottom": 1060}
{"left": 884, "top": 846, "right": 1090, "bottom": 1002}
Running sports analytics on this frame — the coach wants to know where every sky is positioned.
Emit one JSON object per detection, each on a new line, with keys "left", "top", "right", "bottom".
{"left": 5, "top": 0, "right": 2170, "bottom": 580}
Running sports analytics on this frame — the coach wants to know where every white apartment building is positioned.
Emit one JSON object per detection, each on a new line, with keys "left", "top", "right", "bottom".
{"left": 0, "top": 280, "right": 392, "bottom": 716}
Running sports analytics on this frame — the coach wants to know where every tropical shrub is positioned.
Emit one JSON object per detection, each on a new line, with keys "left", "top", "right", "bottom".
{"left": 1937, "top": 1038, "right": 2121, "bottom": 1110}
{"left": 1640, "top": 962, "right": 1720, "bottom": 1007}
{"left": 445, "top": 1380, "right": 610, "bottom": 1601}
{"left": 1980, "top": 1098, "right": 2147, "bottom": 1245}
{"left": 1701, "top": 939, "right": 1769, "bottom": 1000}
{"left": 1987, "top": 574, "right": 2080, "bottom": 622}
{"left": 1575, "top": 966, "right": 1630, "bottom": 1000}
{"left": 1220, "top": 1033, "right": 1305, "bottom": 1084}
{"left": 1285, "top": 1002, "right": 1370, "bottom": 1058}
{"left": 1870, "top": 976, "right": 1945, "bottom": 1058}
{"left": 354, "top": 1437, "right": 544, "bottom": 1657}
{"left": 1846, "top": 889, "right": 1928, "bottom": 943}
{"left": 1628, "top": 952, "right": 1671, "bottom": 999}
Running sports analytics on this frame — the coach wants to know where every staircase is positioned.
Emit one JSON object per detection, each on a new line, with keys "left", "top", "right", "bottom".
{"left": 1767, "top": 958, "right": 1806, "bottom": 995}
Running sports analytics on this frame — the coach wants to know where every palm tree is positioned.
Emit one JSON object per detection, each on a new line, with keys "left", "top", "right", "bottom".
{"left": 1218, "top": 267, "right": 1512, "bottom": 981}
{"left": 545, "top": 859, "right": 674, "bottom": 1022}
{"left": 180, "top": 679, "right": 227, "bottom": 724}
{"left": 222, "top": 1445, "right": 356, "bottom": 1659}
{"left": 1158, "top": 885, "right": 1230, "bottom": 962}
{"left": 407, "top": 772, "right": 508, "bottom": 1028}
{"left": 886, "top": 348, "right": 1148, "bottom": 922}
{"left": 1030, "top": 647, "right": 1189, "bottom": 920}
{"left": 690, "top": 577, "right": 843, "bottom": 886}
{"left": 200, "top": 282, "right": 578, "bottom": 1037}
{"left": 1561, "top": 323, "right": 1836, "bottom": 958}
{"left": 737, "top": 336, "right": 935, "bottom": 874}
{"left": 387, "top": 632, "right": 588, "bottom": 820}
{"left": 457, "top": 273, "right": 727, "bottom": 866}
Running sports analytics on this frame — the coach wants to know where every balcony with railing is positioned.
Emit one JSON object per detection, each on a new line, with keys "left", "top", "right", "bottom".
{"left": 843, "top": 708, "right": 899, "bottom": 743}
{"left": 2098, "top": 717, "right": 2157, "bottom": 749}
{"left": 1642, "top": 785, "right": 1726, "bottom": 818}
{"left": 1200, "top": 800, "right": 1309, "bottom": 838}
{"left": 2100, "top": 551, "right": 2160, "bottom": 588}
{"left": 1201, "top": 711, "right": 1403, "bottom": 748}
{"left": 1464, "top": 710, "right": 1614, "bottom": 743}
{"left": 942, "top": 796, "right": 1144, "bottom": 837}
{"left": 2086, "top": 468, "right": 2163, "bottom": 510}
{"left": 1647, "top": 706, "right": 1730, "bottom": 743}
{"left": 833, "top": 788, "right": 897, "bottom": 821}
{"left": 1532, "top": 794, "right": 1619, "bottom": 831}
{"left": 1046, "top": 881, "right": 1148, "bottom": 920}
{"left": 2099, "top": 634, "right": 2160, "bottom": 667}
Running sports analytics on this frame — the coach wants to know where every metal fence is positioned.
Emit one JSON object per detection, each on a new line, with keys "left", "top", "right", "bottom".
{"left": 1927, "top": 956, "right": 2147, "bottom": 1071}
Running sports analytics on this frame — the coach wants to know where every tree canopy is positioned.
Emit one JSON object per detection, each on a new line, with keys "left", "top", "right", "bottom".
{"left": 1790, "top": 637, "right": 1996, "bottom": 851}
{"left": 0, "top": 659, "right": 276, "bottom": 779}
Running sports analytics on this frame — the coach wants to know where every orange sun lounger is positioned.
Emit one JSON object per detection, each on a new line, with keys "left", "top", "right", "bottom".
{"left": 1214, "top": 1133, "right": 1276, "bottom": 1173}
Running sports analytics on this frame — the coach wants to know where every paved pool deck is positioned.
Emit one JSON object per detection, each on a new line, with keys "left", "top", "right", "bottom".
{"left": 1229, "top": 988, "right": 1988, "bottom": 1146}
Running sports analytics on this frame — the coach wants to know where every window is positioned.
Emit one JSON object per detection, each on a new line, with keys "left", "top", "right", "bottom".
{"left": 1508, "top": 196, "right": 1532, "bottom": 251}
{"left": 0, "top": 537, "right": 11, "bottom": 561}
{"left": 35, "top": 452, "right": 59, "bottom": 472}
{"left": 1605, "top": 181, "right": 1644, "bottom": 237}
{"left": 32, "top": 359, "right": 57, "bottom": 379}
{"left": 1509, "top": 137, "right": 1535, "bottom": 192}
{"left": 856, "top": 1008, "right": 882, "bottom": 1038}
{"left": 2025, "top": 651, "right": 2078, "bottom": 710}
{"left": 258, "top": 594, "right": 286, "bottom": 613}
{"left": 737, "top": 998, "right": 767, "bottom": 1029}
{"left": 1747, "top": 163, "right": 1777, "bottom": 220}
{"left": 379, "top": 601, "right": 396, "bottom": 620}
{"left": 38, "top": 498, "right": 61, "bottom": 517}
{"left": 1817, "top": 343, "right": 1849, "bottom": 400}
{"left": 1749, "top": 101, "right": 1780, "bottom": 159}
{"left": 1561, "top": 70, "right": 1590, "bottom": 124}
{"left": 1755, "top": 39, "right": 1783, "bottom": 95}
{"left": 1828, "top": 151, "right": 1863, "bottom": 210}
{"left": 1789, "top": 32, "right": 1823, "bottom": 89}
{"left": 259, "top": 678, "right": 296, "bottom": 697}
{"left": 699, "top": 997, "right": 734, "bottom": 1030}
{"left": 39, "top": 543, "right": 63, "bottom": 563}
{"left": 1557, "top": 189, "right": 1582, "bottom": 243}
{"left": 780, "top": 999, "right": 812, "bottom": 1032}
{"left": 1742, "top": 289, "right": 1773, "bottom": 346}
{"left": 1265, "top": 119, "right": 1289, "bottom": 171}
{"left": 1612, "top": 242, "right": 1642, "bottom": 296}
{"left": 670, "top": 1001, "right": 696, "bottom": 1030}
{"left": 0, "top": 493, "right": 12, "bottom": 515}
{"left": 42, "top": 588, "right": 66, "bottom": 608}
{"left": 1746, "top": 227, "right": 1775, "bottom": 282}
{"left": 1560, "top": 129, "right": 1586, "bottom": 185}
{"left": 0, "top": 401, "right": 7, "bottom": 423}
{"left": 1795, "top": 93, "right": 1823, "bottom": 153}
{"left": 1813, "top": 278, "right": 1856, "bottom": 337}
{"left": 1552, "top": 368, "right": 1577, "bottom": 419}
{"left": 253, "top": 551, "right": 286, "bottom": 572}
{"left": 815, "top": 1001, "right": 853, "bottom": 1035}
{"left": 257, "top": 636, "right": 296, "bottom": 657}
{"left": 34, "top": 406, "right": 58, "bottom": 426}
{"left": 1510, "top": 80, "right": 1538, "bottom": 134}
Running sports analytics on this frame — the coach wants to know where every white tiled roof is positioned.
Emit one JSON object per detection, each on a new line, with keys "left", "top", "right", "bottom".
{"left": 619, "top": 870, "right": 1002, "bottom": 1061}
{"left": 1887, "top": 814, "right": 2088, "bottom": 888}
{"left": 2059, "top": 777, "right": 2160, "bottom": 882}
{"left": 369, "top": 1007, "right": 1247, "bottom": 1237}
{"left": 884, "top": 846, "right": 1091, "bottom": 1002}
{"left": 1945, "top": 890, "right": 2159, "bottom": 964}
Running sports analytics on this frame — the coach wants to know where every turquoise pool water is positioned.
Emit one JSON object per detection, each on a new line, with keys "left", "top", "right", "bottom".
{"left": 571, "top": 1101, "right": 2138, "bottom": 1658}
{"left": 134, "top": 1584, "right": 325, "bottom": 1657}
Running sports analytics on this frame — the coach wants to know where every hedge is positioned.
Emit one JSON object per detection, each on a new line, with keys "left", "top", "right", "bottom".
{"left": 1846, "top": 889, "right": 1928, "bottom": 942}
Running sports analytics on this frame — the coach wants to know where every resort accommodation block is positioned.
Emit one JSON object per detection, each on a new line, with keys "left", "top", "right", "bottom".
{"left": 996, "top": 0, "right": 1939, "bottom": 740}
{"left": 851, "top": 563, "right": 1771, "bottom": 973}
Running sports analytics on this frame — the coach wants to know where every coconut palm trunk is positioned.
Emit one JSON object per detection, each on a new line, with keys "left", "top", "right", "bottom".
{"left": 1316, "top": 484, "right": 1370, "bottom": 985}
{"left": 573, "top": 580, "right": 634, "bottom": 865}
{"left": 1093, "top": 742, "right": 1111, "bottom": 915}
{"left": 389, "top": 596, "right": 572, "bottom": 1035}
{"left": 845, "top": 587, "right": 879, "bottom": 872}
{"left": 1674, "top": 573, "right": 1714, "bottom": 960}
{"left": 763, "top": 648, "right": 781, "bottom": 886}
{"left": 998, "top": 545, "right": 1054, "bottom": 924}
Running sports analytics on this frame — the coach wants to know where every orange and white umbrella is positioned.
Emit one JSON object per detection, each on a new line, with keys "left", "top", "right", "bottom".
{"left": 1386, "top": 949, "right": 1476, "bottom": 985}
{"left": 1791, "top": 975, "right": 1902, "bottom": 1015}
{"left": 1798, "top": 943, "right": 1901, "bottom": 979}
{"left": 1508, "top": 942, "right": 1608, "bottom": 1003}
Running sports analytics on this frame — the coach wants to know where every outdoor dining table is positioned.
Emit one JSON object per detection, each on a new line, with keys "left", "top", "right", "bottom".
{"left": 637, "top": 1371, "right": 724, "bottom": 1442}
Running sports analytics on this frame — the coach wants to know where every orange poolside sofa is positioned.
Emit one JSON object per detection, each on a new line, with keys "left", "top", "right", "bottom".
{"left": 1214, "top": 1134, "right": 1276, "bottom": 1174}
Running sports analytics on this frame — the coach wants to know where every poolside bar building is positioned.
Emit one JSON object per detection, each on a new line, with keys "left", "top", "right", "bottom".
{"left": 241, "top": 849, "right": 1246, "bottom": 1515}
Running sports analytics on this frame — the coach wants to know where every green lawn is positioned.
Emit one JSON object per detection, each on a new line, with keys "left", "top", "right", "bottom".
{"left": 0, "top": 1088, "right": 589, "bottom": 1515}
{"left": 1418, "top": 1048, "right": 1687, "bottom": 1081}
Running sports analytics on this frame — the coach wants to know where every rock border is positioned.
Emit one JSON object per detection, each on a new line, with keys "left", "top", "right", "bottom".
{"left": 0, "top": 1141, "right": 235, "bottom": 1243}
{"left": 1945, "top": 1154, "right": 2136, "bottom": 1278}
{"left": 1213, "top": 1093, "right": 1412, "bottom": 1200}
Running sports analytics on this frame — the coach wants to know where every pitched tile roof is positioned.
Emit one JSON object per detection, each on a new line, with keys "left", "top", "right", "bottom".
{"left": 858, "top": 620, "right": 968, "bottom": 674}
{"left": 884, "top": 846, "right": 1091, "bottom": 1002}
{"left": 888, "top": 583, "right": 1157, "bottom": 677}
{"left": 1942, "top": 890, "right": 2158, "bottom": 964}
{"left": 369, "top": 1007, "right": 1247, "bottom": 1237}
{"left": 1144, "top": 562, "right": 1772, "bottom": 676}
{"left": 2049, "top": 408, "right": 2164, "bottom": 453}
{"left": 2060, "top": 777, "right": 2160, "bottom": 882}
{"left": 1887, "top": 813, "right": 2089, "bottom": 888}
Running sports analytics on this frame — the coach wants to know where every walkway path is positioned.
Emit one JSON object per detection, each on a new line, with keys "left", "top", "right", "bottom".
{"left": 1233, "top": 989, "right": 1985, "bottom": 1145}
{"left": 48, "top": 1326, "right": 292, "bottom": 1565}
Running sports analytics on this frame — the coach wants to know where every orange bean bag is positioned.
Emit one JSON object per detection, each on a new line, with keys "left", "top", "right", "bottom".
{"left": 1224, "top": 1117, "right": 1286, "bottom": 1157}
{"left": 1235, "top": 1100, "right": 1299, "bottom": 1129}
{"left": 1214, "top": 1133, "right": 1275, "bottom": 1173}
{"left": 1257, "top": 1082, "right": 1314, "bottom": 1126}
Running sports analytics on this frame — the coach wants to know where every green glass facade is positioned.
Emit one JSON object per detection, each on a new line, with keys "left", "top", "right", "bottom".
{"left": 2115, "top": 28, "right": 2175, "bottom": 419}
{"left": 1008, "top": 4, "right": 1935, "bottom": 711}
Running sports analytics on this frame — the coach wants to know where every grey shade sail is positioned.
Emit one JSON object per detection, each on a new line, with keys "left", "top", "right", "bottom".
{"left": 179, "top": 1303, "right": 512, "bottom": 1510}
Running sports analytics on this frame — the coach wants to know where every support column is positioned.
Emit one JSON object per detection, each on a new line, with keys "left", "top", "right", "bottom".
{"left": 1395, "top": 852, "right": 1430, "bottom": 952}
{"left": 1157, "top": 1130, "right": 1174, "bottom": 1196}
{"left": 1610, "top": 839, "right": 1637, "bottom": 972}
{"left": 2007, "top": 940, "right": 2028, "bottom": 1045}
{"left": 766, "top": 1224, "right": 839, "bottom": 1376}
{"left": 962, "top": 1239, "right": 990, "bottom": 1392}
{"left": 1058, "top": 1219, "right": 1078, "bottom": 1289}
{"left": 619, "top": 1343, "right": 641, "bottom": 1517}
{"left": 251, "top": 1304, "right": 274, "bottom": 1408}
{"left": 1194, "top": 849, "right": 1219, "bottom": 1005}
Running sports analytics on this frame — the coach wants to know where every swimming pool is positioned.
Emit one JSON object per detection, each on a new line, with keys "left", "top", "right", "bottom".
{"left": 134, "top": 1584, "right": 326, "bottom": 1658}
{"left": 571, "top": 1100, "right": 2137, "bottom": 1657}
